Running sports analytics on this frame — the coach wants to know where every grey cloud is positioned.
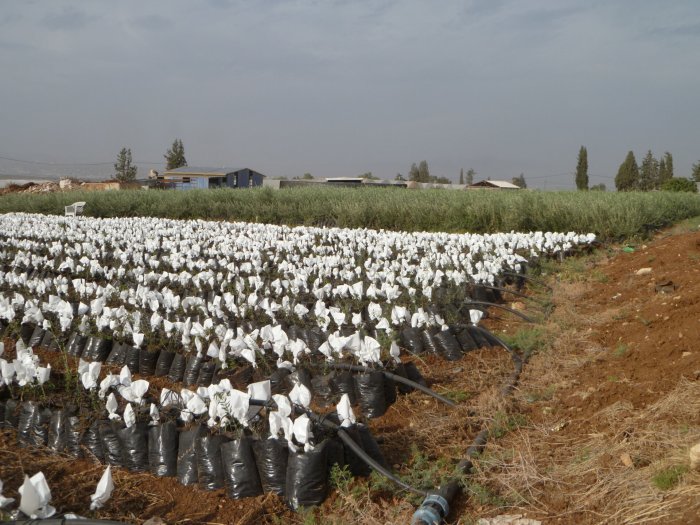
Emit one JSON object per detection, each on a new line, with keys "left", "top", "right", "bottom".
{"left": 42, "top": 6, "right": 96, "bottom": 31}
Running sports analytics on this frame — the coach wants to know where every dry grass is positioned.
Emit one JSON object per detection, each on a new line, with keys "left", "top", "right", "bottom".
{"left": 462, "top": 276, "right": 700, "bottom": 524}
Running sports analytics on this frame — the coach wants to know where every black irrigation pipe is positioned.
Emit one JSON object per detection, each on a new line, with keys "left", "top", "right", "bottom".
{"left": 6, "top": 518, "right": 125, "bottom": 525}
{"left": 476, "top": 283, "right": 548, "bottom": 306}
{"left": 326, "top": 362, "right": 457, "bottom": 408}
{"left": 460, "top": 300, "right": 537, "bottom": 324}
{"left": 501, "top": 271, "right": 553, "bottom": 293}
{"left": 411, "top": 325, "right": 525, "bottom": 525}
{"left": 247, "top": 398, "right": 429, "bottom": 497}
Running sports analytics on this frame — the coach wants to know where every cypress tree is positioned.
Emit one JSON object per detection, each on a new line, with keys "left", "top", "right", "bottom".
{"left": 575, "top": 146, "right": 589, "bottom": 190}
{"left": 459, "top": 168, "right": 464, "bottom": 185}
{"left": 639, "top": 150, "right": 659, "bottom": 191}
{"left": 615, "top": 151, "right": 639, "bottom": 191}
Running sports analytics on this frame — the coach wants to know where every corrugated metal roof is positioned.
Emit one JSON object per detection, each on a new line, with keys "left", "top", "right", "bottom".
{"left": 163, "top": 167, "right": 243, "bottom": 176}
{"left": 470, "top": 180, "right": 521, "bottom": 189}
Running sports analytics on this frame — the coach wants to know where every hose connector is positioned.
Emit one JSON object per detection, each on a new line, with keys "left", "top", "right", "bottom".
{"left": 410, "top": 494, "right": 449, "bottom": 525}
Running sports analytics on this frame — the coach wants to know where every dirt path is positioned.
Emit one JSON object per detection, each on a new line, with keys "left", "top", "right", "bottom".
{"left": 469, "top": 226, "right": 700, "bottom": 524}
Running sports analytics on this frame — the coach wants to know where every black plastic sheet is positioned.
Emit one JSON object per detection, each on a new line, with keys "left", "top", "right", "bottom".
{"left": 421, "top": 328, "right": 440, "bottom": 355}
{"left": 82, "top": 419, "right": 104, "bottom": 462}
{"left": 66, "top": 332, "right": 87, "bottom": 357}
{"left": 155, "top": 351, "right": 175, "bottom": 377}
{"left": 341, "top": 426, "right": 371, "bottom": 477}
{"left": 302, "top": 328, "right": 324, "bottom": 355}
{"left": 400, "top": 327, "right": 425, "bottom": 355}
{"left": 453, "top": 326, "right": 478, "bottom": 352}
{"left": 331, "top": 371, "right": 357, "bottom": 405}
{"left": 28, "top": 326, "right": 46, "bottom": 348}
{"left": 286, "top": 441, "right": 329, "bottom": 509}
{"left": 383, "top": 373, "right": 397, "bottom": 406}
{"left": 99, "top": 420, "right": 125, "bottom": 467}
{"left": 177, "top": 425, "right": 204, "bottom": 486}
{"left": 183, "top": 355, "right": 203, "bottom": 386}
{"left": 392, "top": 363, "right": 413, "bottom": 394}
{"left": 17, "top": 402, "right": 38, "bottom": 446}
{"left": 270, "top": 368, "right": 292, "bottom": 394}
{"left": 64, "top": 415, "right": 82, "bottom": 458}
{"left": 83, "top": 337, "right": 112, "bottom": 363}
{"left": 355, "top": 371, "right": 387, "bottom": 419}
{"left": 105, "top": 342, "right": 127, "bottom": 366}
{"left": 288, "top": 367, "right": 313, "bottom": 393}
{"left": 148, "top": 421, "right": 178, "bottom": 477}
{"left": 197, "top": 361, "right": 217, "bottom": 387}
{"left": 124, "top": 346, "right": 141, "bottom": 374}
{"left": 253, "top": 437, "right": 288, "bottom": 496}
{"left": 467, "top": 325, "right": 490, "bottom": 349}
{"left": 118, "top": 422, "right": 149, "bottom": 472}
{"left": 40, "top": 331, "right": 58, "bottom": 352}
{"left": 357, "top": 424, "right": 389, "bottom": 469}
{"left": 221, "top": 435, "right": 263, "bottom": 499}
{"left": 2, "top": 399, "right": 19, "bottom": 429}
{"left": 325, "top": 437, "right": 345, "bottom": 475}
{"left": 311, "top": 373, "right": 335, "bottom": 407}
{"left": 47, "top": 409, "right": 67, "bottom": 452}
{"left": 20, "top": 323, "right": 35, "bottom": 345}
{"left": 197, "top": 433, "right": 225, "bottom": 490}
{"left": 168, "top": 353, "right": 187, "bottom": 383}
{"left": 434, "top": 330, "right": 463, "bottom": 361}
{"left": 139, "top": 349, "right": 160, "bottom": 376}
{"left": 403, "top": 361, "right": 427, "bottom": 388}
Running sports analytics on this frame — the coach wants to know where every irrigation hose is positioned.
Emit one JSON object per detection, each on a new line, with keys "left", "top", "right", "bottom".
{"left": 326, "top": 362, "right": 457, "bottom": 407}
{"left": 476, "top": 283, "right": 548, "bottom": 306}
{"left": 248, "top": 398, "right": 429, "bottom": 497}
{"left": 501, "top": 271, "right": 553, "bottom": 293}
{"left": 460, "top": 300, "right": 536, "bottom": 323}
{"left": 411, "top": 325, "right": 525, "bottom": 525}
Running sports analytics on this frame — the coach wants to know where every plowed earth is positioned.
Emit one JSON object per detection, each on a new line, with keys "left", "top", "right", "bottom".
{"left": 2, "top": 225, "right": 700, "bottom": 524}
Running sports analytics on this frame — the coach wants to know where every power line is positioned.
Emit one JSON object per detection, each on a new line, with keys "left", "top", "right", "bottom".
{"left": 0, "top": 154, "right": 162, "bottom": 166}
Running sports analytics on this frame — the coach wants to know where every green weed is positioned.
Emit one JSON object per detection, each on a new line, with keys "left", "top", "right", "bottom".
{"left": 652, "top": 465, "right": 688, "bottom": 490}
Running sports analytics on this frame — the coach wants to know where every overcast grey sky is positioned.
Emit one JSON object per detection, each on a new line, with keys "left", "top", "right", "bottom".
{"left": 1, "top": 0, "right": 699, "bottom": 188}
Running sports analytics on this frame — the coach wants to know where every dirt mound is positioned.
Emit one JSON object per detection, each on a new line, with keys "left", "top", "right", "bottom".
{"left": 471, "top": 226, "right": 700, "bottom": 524}
{"left": 0, "top": 178, "right": 82, "bottom": 195}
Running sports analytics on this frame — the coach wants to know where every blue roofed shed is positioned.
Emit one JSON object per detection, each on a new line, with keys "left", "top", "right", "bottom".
{"left": 160, "top": 167, "right": 265, "bottom": 190}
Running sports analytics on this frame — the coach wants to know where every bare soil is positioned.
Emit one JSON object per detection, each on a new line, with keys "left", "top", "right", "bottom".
{"left": 2, "top": 225, "right": 700, "bottom": 524}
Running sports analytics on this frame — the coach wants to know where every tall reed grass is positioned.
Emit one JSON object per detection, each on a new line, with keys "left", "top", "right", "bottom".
{"left": 1, "top": 187, "right": 698, "bottom": 240}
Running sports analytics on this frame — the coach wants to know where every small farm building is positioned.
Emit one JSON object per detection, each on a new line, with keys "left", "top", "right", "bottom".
{"left": 467, "top": 180, "right": 521, "bottom": 190}
{"left": 160, "top": 167, "right": 265, "bottom": 190}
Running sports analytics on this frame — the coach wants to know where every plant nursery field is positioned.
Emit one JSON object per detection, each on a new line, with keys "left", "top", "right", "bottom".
{"left": 0, "top": 209, "right": 698, "bottom": 525}
{"left": 1, "top": 187, "right": 700, "bottom": 239}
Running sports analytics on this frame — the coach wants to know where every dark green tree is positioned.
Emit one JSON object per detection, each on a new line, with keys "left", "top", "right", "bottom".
{"left": 661, "top": 177, "right": 697, "bottom": 192}
{"left": 432, "top": 176, "right": 451, "bottom": 184}
{"left": 658, "top": 152, "right": 673, "bottom": 187}
{"left": 395, "top": 173, "right": 406, "bottom": 181}
{"left": 615, "top": 151, "right": 639, "bottom": 191}
{"left": 512, "top": 173, "right": 527, "bottom": 188}
{"left": 459, "top": 168, "right": 464, "bottom": 185}
{"left": 418, "top": 160, "right": 431, "bottom": 182}
{"left": 164, "top": 139, "right": 187, "bottom": 170}
{"left": 575, "top": 146, "right": 589, "bottom": 190}
{"left": 359, "top": 172, "right": 378, "bottom": 180}
{"left": 639, "top": 150, "right": 659, "bottom": 191}
{"left": 114, "top": 147, "right": 137, "bottom": 182}
{"left": 408, "top": 163, "right": 420, "bottom": 181}
{"left": 692, "top": 161, "right": 700, "bottom": 182}
{"left": 466, "top": 168, "right": 475, "bottom": 185}
{"left": 590, "top": 183, "right": 606, "bottom": 191}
